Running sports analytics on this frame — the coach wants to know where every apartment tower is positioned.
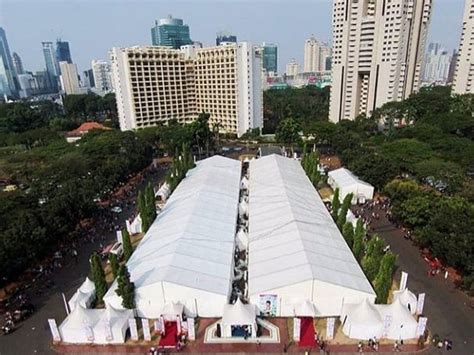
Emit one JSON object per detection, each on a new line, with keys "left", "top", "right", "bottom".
{"left": 110, "top": 43, "right": 263, "bottom": 137}
{"left": 304, "top": 36, "right": 331, "bottom": 73}
{"left": 330, "top": 0, "right": 432, "bottom": 122}
{"left": 452, "top": 0, "right": 474, "bottom": 94}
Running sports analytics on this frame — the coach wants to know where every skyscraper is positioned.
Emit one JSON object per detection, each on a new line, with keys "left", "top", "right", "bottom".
{"left": 12, "top": 52, "right": 24, "bottom": 75}
{"left": 91, "top": 59, "right": 113, "bottom": 93}
{"left": 262, "top": 43, "right": 278, "bottom": 74}
{"left": 150, "top": 15, "right": 193, "bottom": 49}
{"left": 452, "top": 0, "right": 474, "bottom": 94}
{"left": 83, "top": 69, "right": 95, "bottom": 88}
{"left": 286, "top": 59, "right": 299, "bottom": 76}
{"left": 216, "top": 31, "right": 237, "bottom": 46}
{"left": 329, "top": 0, "right": 432, "bottom": 122}
{"left": 56, "top": 40, "right": 72, "bottom": 64}
{"left": 0, "top": 27, "right": 19, "bottom": 97}
{"left": 304, "top": 36, "right": 331, "bottom": 73}
{"left": 422, "top": 43, "right": 452, "bottom": 84}
{"left": 42, "top": 41, "right": 60, "bottom": 91}
{"left": 59, "top": 61, "right": 81, "bottom": 95}
{"left": 447, "top": 50, "right": 458, "bottom": 85}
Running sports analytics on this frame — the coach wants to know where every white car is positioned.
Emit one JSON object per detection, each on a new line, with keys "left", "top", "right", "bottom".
{"left": 109, "top": 242, "right": 123, "bottom": 259}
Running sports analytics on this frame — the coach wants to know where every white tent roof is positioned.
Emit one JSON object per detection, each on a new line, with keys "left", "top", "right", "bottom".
{"left": 161, "top": 302, "right": 184, "bottom": 316}
{"left": 104, "top": 156, "right": 241, "bottom": 304}
{"left": 393, "top": 288, "right": 418, "bottom": 314}
{"left": 328, "top": 168, "right": 374, "bottom": 189}
{"left": 294, "top": 300, "right": 318, "bottom": 317}
{"left": 222, "top": 299, "right": 257, "bottom": 325}
{"left": 60, "top": 305, "right": 102, "bottom": 330}
{"left": 79, "top": 277, "right": 95, "bottom": 293}
{"left": 248, "top": 155, "right": 375, "bottom": 296}
{"left": 345, "top": 299, "right": 383, "bottom": 325}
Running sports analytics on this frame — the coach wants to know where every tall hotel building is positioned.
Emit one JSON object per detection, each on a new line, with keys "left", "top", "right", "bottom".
{"left": 111, "top": 43, "right": 263, "bottom": 137}
{"left": 329, "top": 0, "right": 432, "bottom": 122}
{"left": 452, "top": 0, "right": 474, "bottom": 94}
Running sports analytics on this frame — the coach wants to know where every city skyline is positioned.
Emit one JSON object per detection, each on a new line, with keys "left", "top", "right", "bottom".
{"left": 0, "top": 0, "right": 466, "bottom": 75}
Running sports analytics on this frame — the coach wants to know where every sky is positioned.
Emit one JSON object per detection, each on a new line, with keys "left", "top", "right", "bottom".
{"left": 0, "top": 0, "right": 467, "bottom": 75}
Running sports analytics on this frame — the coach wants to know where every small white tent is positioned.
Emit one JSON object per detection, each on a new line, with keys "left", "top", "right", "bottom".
{"left": 327, "top": 168, "right": 374, "bottom": 204}
{"left": 221, "top": 299, "right": 258, "bottom": 338}
{"left": 93, "top": 307, "right": 133, "bottom": 344}
{"left": 156, "top": 183, "right": 171, "bottom": 201}
{"left": 379, "top": 299, "right": 418, "bottom": 340}
{"left": 68, "top": 277, "right": 96, "bottom": 312}
{"left": 294, "top": 300, "right": 317, "bottom": 317}
{"left": 59, "top": 306, "right": 101, "bottom": 343}
{"left": 342, "top": 299, "right": 384, "bottom": 340}
{"left": 161, "top": 301, "right": 185, "bottom": 321}
{"left": 393, "top": 288, "right": 418, "bottom": 315}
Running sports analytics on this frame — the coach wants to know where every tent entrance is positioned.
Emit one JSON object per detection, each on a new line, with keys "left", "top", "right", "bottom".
{"left": 298, "top": 317, "right": 316, "bottom": 347}
{"left": 159, "top": 321, "right": 178, "bottom": 348}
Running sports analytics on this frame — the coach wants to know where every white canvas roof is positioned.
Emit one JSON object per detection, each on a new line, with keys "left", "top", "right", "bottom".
{"left": 222, "top": 298, "right": 257, "bottom": 325}
{"left": 328, "top": 168, "right": 373, "bottom": 189}
{"left": 248, "top": 155, "right": 375, "bottom": 296}
{"left": 104, "top": 156, "right": 241, "bottom": 309}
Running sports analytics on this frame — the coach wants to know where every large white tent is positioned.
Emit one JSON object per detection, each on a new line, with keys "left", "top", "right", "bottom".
{"left": 59, "top": 306, "right": 101, "bottom": 343}
{"left": 104, "top": 156, "right": 242, "bottom": 318}
{"left": 327, "top": 168, "right": 374, "bottom": 204}
{"left": 247, "top": 155, "right": 376, "bottom": 317}
{"left": 341, "top": 299, "right": 384, "bottom": 340}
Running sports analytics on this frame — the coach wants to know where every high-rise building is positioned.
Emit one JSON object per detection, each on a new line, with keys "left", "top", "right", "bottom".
{"left": 216, "top": 31, "right": 237, "bottom": 46}
{"left": 56, "top": 40, "right": 72, "bottom": 64}
{"left": 329, "top": 0, "right": 432, "bottom": 122}
{"left": 110, "top": 43, "right": 263, "bottom": 136}
{"left": 262, "top": 43, "right": 278, "bottom": 74}
{"left": 18, "top": 73, "right": 38, "bottom": 98}
{"left": 12, "top": 52, "right": 24, "bottom": 75}
{"left": 59, "top": 61, "right": 81, "bottom": 95}
{"left": 83, "top": 69, "right": 95, "bottom": 88}
{"left": 91, "top": 59, "right": 113, "bottom": 93}
{"left": 453, "top": 0, "right": 474, "bottom": 94}
{"left": 286, "top": 59, "right": 299, "bottom": 76}
{"left": 42, "top": 41, "right": 60, "bottom": 91}
{"left": 150, "top": 15, "right": 193, "bottom": 49}
{"left": 304, "top": 36, "right": 331, "bottom": 73}
{"left": 447, "top": 50, "right": 458, "bottom": 84}
{"left": 422, "top": 43, "right": 452, "bottom": 84}
{"left": 0, "top": 27, "right": 19, "bottom": 97}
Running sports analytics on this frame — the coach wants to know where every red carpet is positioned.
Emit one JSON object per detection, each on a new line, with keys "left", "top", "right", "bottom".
{"left": 159, "top": 321, "right": 178, "bottom": 348}
{"left": 298, "top": 317, "right": 316, "bottom": 347}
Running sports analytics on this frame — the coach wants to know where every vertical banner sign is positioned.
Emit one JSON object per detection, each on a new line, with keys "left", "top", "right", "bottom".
{"left": 129, "top": 319, "right": 138, "bottom": 341}
{"left": 187, "top": 318, "right": 196, "bottom": 340}
{"left": 176, "top": 315, "right": 182, "bottom": 335}
{"left": 154, "top": 320, "right": 161, "bottom": 333}
{"left": 142, "top": 318, "right": 151, "bottom": 341}
{"left": 326, "top": 317, "right": 335, "bottom": 340}
{"left": 383, "top": 315, "right": 393, "bottom": 338}
{"left": 416, "top": 293, "right": 426, "bottom": 315}
{"left": 400, "top": 271, "right": 408, "bottom": 290}
{"left": 116, "top": 230, "right": 123, "bottom": 244}
{"left": 160, "top": 315, "right": 165, "bottom": 335}
{"left": 416, "top": 317, "right": 428, "bottom": 337}
{"left": 105, "top": 319, "right": 113, "bottom": 341}
{"left": 126, "top": 220, "right": 132, "bottom": 234}
{"left": 293, "top": 317, "right": 301, "bottom": 341}
{"left": 48, "top": 319, "right": 61, "bottom": 342}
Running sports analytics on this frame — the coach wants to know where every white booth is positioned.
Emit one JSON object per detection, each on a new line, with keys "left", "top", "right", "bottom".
{"left": 328, "top": 168, "right": 374, "bottom": 204}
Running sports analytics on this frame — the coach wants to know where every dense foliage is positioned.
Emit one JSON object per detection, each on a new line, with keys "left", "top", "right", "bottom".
{"left": 115, "top": 265, "right": 135, "bottom": 309}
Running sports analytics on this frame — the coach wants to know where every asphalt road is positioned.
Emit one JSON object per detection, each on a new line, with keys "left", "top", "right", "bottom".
{"left": 356, "top": 204, "right": 474, "bottom": 355}
{"left": 0, "top": 167, "right": 168, "bottom": 355}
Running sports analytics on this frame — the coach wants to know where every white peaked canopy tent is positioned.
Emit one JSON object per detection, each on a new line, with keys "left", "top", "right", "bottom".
{"left": 378, "top": 299, "right": 418, "bottom": 340}
{"left": 327, "top": 168, "right": 374, "bottom": 204}
{"left": 68, "top": 277, "right": 96, "bottom": 312}
{"left": 221, "top": 299, "right": 258, "bottom": 337}
{"left": 155, "top": 182, "right": 171, "bottom": 201}
{"left": 104, "top": 156, "right": 242, "bottom": 318}
{"left": 294, "top": 300, "right": 318, "bottom": 317}
{"left": 93, "top": 307, "right": 133, "bottom": 344}
{"left": 161, "top": 301, "right": 185, "bottom": 321}
{"left": 393, "top": 288, "right": 418, "bottom": 315}
{"left": 342, "top": 299, "right": 384, "bottom": 340}
{"left": 248, "top": 155, "right": 376, "bottom": 317}
{"left": 59, "top": 306, "right": 101, "bottom": 343}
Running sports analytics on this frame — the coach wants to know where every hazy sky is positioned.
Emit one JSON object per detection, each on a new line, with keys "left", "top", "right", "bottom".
{"left": 0, "top": 0, "right": 466, "bottom": 74}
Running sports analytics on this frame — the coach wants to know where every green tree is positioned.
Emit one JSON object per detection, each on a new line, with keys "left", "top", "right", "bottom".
{"left": 109, "top": 253, "right": 120, "bottom": 279}
{"left": 353, "top": 219, "right": 366, "bottom": 261}
{"left": 275, "top": 117, "right": 301, "bottom": 153}
{"left": 115, "top": 265, "right": 136, "bottom": 309}
{"left": 122, "top": 229, "right": 133, "bottom": 261}
{"left": 362, "top": 236, "right": 385, "bottom": 281}
{"left": 90, "top": 252, "right": 107, "bottom": 302}
{"left": 332, "top": 188, "right": 341, "bottom": 220}
{"left": 342, "top": 222, "right": 355, "bottom": 249}
{"left": 137, "top": 190, "right": 150, "bottom": 232}
{"left": 373, "top": 252, "right": 397, "bottom": 304}
{"left": 337, "top": 193, "right": 353, "bottom": 229}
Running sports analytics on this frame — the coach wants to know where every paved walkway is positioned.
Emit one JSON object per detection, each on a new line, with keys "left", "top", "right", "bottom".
{"left": 353, "top": 203, "right": 474, "bottom": 355}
